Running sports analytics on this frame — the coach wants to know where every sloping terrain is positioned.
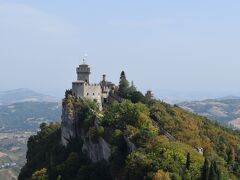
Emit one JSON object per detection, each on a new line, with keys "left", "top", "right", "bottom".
{"left": 19, "top": 96, "right": 240, "bottom": 179}
{"left": 179, "top": 98, "right": 240, "bottom": 129}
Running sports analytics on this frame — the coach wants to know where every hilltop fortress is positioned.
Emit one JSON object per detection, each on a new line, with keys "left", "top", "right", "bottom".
{"left": 71, "top": 62, "right": 115, "bottom": 110}
{"left": 61, "top": 62, "right": 116, "bottom": 155}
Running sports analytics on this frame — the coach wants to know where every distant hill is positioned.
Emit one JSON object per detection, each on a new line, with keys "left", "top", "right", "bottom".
{"left": 0, "top": 101, "right": 61, "bottom": 132}
{"left": 217, "top": 96, "right": 240, "bottom": 100}
{"left": 0, "top": 89, "right": 60, "bottom": 105}
{"left": 179, "top": 98, "right": 240, "bottom": 129}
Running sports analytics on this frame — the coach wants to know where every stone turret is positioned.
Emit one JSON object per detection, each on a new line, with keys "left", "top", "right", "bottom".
{"left": 77, "top": 63, "right": 91, "bottom": 84}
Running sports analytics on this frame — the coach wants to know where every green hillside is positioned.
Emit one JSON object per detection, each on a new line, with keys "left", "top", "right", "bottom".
{"left": 18, "top": 71, "right": 240, "bottom": 180}
{"left": 19, "top": 99, "right": 240, "bottom": 179}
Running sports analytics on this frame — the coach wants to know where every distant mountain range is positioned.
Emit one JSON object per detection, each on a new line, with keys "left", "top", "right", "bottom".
{"left": 179, "top": 98, "right": 240, "bottom": 129}
{"left": 0, "top": 101, "right": 61, "bottom": 132}
{"left": 0, "top": 89, "right": 61, "bottom": 132}
{"left": 0, "top": 89, "right": 60, "bottom": 105}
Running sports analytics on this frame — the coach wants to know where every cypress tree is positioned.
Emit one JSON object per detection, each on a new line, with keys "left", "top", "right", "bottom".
{"left": 118, "top": 71, "right": 129, "bottom": 98}
{"left": 201, "top": 158, "right": 210, "bottom": 180}
{"left": 209, "top": 161, "right": 218, "bottom": 180}
{"left": 186, "top": 153, "right": 191, "bottom": 170}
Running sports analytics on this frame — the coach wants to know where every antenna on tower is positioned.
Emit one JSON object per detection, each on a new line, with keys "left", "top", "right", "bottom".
{"left": 83, "top": 53, "right": 88, "bottom": 64}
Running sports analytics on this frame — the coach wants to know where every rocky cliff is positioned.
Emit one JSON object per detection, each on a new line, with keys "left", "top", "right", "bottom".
{"left": 61, "top": 97, "right": 111, "bottom": 162}
{"left": 61, "top": 98, "right": 77, "bottom": 146}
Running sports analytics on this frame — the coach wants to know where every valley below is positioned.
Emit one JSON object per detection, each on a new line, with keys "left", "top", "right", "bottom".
{"left": 0, "top": 89, "right": 61, "bottom": 179}
{"left": 0, "top": 132, "right": 33, "bottom": 180}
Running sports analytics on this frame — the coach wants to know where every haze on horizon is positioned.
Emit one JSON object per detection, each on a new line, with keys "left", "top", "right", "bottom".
{"left": 0, "top": 0, "right": 240, "bottom": 101}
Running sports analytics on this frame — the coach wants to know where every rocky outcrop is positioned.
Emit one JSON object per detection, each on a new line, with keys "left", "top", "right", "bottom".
{"left": 61, "top": 99, "right": 77, "bottom": 146}
{"left": 123, "top": 135, "right": 136, "bottom": 153}
{"left": 61, "top": 98, "right": 111, "bottom": 162}
{"left": 82, "top": 137, "right": 111, "bottom": 163}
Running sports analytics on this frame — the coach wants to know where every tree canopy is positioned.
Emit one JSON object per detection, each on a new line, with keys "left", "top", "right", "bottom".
{"left": 19, "top": 70, "right": 240, "bottom": 180}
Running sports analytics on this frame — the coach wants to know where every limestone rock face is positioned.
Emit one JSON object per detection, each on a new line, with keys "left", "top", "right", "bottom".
{"left": 123, "top": 135, "right": 136, "bottom": 153}
{"left": 61, "top": 100, "right": 77, "bottom": 146}
{"left": 60, "top": 98, "right": 111, "bottom": 162}
{"left": 83, "top": 137, "right": 111, "bottom": 163}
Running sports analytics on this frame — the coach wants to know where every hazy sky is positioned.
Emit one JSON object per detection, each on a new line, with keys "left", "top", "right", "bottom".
{"left": 0, "top": 0, "right": 240, "bottom": 101}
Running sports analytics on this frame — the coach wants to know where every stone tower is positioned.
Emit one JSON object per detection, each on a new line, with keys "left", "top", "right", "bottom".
{"left": 77, "top": 63, "right": 91, "bottom": 84}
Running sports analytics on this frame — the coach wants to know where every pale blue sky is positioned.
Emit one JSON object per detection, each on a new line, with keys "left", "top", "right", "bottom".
{"left": 0, "top": 1, "right": 240, "bottom": 101}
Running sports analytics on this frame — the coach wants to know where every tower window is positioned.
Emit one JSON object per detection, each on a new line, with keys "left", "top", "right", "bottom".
{"left": 93, "top": 93, "right": 95, "bottom": 96}
{"left": 87, "top": 93, "right": 89, "bottom": 96}
{"left": 104, "top": 98, "right": 107, "bottom": 103}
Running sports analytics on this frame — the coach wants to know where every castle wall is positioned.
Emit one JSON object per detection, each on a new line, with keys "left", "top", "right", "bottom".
{"left": 72, "top": 82, "right": 103, "bottom": 110}
{"left": 84, "top": 84, "right": 102, "bottom": 110}
{"left": 72, "top": 82, "right": 84, "bottom": 97}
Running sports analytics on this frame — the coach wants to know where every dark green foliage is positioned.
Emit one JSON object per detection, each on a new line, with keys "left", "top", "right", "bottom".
{"left": 20, "top": 71, "right": 240, "bottom": 179}
{"left": 186, "top": 153, "right": 191, "bottom": 170}
{"left": 209, "top": 161, "right": 220, "bottom": 180}
{"left": 19, "top": 123, "right": 63, "bottom": 180}
{"left": 77, "top": 161, "right": 112, "bottom": 180}
{"left": 201, "top": 158, "right": 210, "bottom": 180}
{"left": 118, "top": 71, "right": 129, "bottom": 98}
{"left": 57, "top": 152, "right": 81, "bottom": 179}
{"left": 117, "top": 71, "right": 156, "bottom": 105}
{"left": 127, "top": 91, "right": 146, "bottom": 103}
{"left": 65, "top": 89, "right": 72, "bottom": 98}
{"left": 125, "top": 151, "right": 153, "bottom": 180}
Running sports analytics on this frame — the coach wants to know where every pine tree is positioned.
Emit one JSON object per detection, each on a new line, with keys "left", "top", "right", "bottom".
{"left": 186, "top": 153, "right": 191, "bottom": 170}
{"left": 118, "top": 71, "right": 129, "bottom": 98}
{"left": 201, "top": 158, "right": 210, "bottom": 180}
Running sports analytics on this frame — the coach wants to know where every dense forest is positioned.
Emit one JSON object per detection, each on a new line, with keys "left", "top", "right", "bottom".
{"left": 19, "top": 71, "right": 240, "bottom": 180}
